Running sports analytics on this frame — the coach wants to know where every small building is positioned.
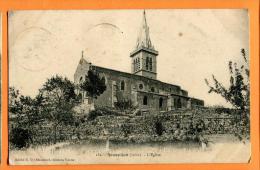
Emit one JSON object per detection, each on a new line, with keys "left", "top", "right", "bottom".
{"left": 74, "top": 11, "right": 204, "bottom": 112}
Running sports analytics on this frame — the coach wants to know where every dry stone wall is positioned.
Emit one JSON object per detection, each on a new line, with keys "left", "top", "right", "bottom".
{"left": 28, "top": 108, "right": 247, "bottom": 145}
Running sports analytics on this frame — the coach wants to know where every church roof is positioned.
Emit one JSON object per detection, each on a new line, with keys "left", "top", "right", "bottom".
{"left": 135, "top": 10, "right": 154, "bottom": 50}
{"left": 91, "top": 64, "right": 185, "bottom": 92}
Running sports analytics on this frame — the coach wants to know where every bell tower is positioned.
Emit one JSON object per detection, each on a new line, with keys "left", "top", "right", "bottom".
{"left": 130, "top": 10, "right": 158, "bottom": 79}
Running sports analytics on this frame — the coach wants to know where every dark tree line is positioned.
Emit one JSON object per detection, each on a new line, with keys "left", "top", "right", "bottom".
{"left": 9, "top": 70, "right": 106, "bottom": 148}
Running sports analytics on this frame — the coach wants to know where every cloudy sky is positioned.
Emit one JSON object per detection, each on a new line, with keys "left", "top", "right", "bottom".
{"left": 9, "top": 10, "right": 249, "bottom": 107}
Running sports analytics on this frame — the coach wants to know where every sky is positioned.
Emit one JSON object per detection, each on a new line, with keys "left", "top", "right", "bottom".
{"left": 8, "top": 10, "right": 249, "bottom": 107}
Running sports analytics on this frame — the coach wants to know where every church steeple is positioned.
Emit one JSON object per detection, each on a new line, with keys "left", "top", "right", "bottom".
{"left": 130, "top": 10, "right": 158, "bottom": 80}
{"left": 136, "top": 10, "right": 154, "bottom": 50}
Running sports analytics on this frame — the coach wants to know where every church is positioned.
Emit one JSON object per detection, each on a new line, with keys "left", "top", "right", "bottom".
{"left": 74, "top": 11, "right": 204, "bottom": 112}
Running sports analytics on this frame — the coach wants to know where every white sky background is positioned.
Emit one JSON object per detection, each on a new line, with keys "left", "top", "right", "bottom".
{"left": 9, "top": 10, "right": 249, "bottom": 107}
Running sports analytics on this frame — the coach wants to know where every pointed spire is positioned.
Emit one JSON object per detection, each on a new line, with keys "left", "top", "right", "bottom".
{"left": 81, "top": 50, "right": 84, "bottom": 58}
{"left": 136, "top": 10, "right": 154, "bottom": 50}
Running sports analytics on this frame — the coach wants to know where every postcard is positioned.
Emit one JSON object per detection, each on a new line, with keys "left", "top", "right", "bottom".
{"left": 8, "top": 9, "right": 250, "bottom": 165}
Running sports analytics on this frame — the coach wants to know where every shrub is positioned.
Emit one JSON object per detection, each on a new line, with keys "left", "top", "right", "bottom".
{"left": 87, "top": 107, "right": 122, "bottom": 120}
{"left": 194, "top": 119, "right": 206, "bottom": 133}
{"left": 114, "top": 99, "right": 133, "bottom": 111}
{"left": 154, "top": 121, "right": 164, "bottom": 136}
{"left": 121, "top": 124, "right": 132, "bottom": 137}
{"left": 87, "top": 110, "right": 103, "bottom": 121}
{"left": 10, "top": 127, "right": 32, "bottom": 149}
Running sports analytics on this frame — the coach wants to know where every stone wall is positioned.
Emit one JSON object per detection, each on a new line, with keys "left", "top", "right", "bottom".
{"left": 82, "top": 109, "right": 244, "bottom": 142}
{"left": 29, "top": 108, "right": 244, "bottom": 145}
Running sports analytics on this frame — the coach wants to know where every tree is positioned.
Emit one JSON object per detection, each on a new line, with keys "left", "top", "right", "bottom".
{"left": 205, "top": 49, "right": 249, "bottom": 110}
{"left": 9, "top": 87, "right": 21, "bottom": 115}
{"left": 9, "top": 87, "right": 44, "bottom": 148}
{"left": 205, "top": 49, "right": 250, "bottom": 140}
{"left": 9, "top": 87, "right": 44, "bottom": 126}
{"left": 10, "top": 127, "right": 32, "bottom": 149}
{"left": 39, "top": 75, "right": 77, "bottom": 143}
{"left": 80, "top": 70, "right": 106, "bottom": 99}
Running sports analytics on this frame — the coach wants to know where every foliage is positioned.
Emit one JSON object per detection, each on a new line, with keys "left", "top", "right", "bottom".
{"left": 9, "top": 76, "right": 81, "bottom": 147}
{"left": 121, "top": 123, "right": 133, "bottom": 137}
{"left": 39, "top": 75, "right": 76, "bottom": 123}
{"left": 80, "top": 70, "right": 106, "bottom": 99}
{"left": 233, "top": 115, "right": 250, "bottom": 141}
{"left": 9, "top": 87, "right": 45, "bottom": 127}
{"left": 194, "top": 119, "right": 206, "bottom": 133}
{"left": 205, "top": 49, "right": 249, "bottom": 110}
{"left": 88, "top": 107, "right": 122, "bottom": 121}
{"left": 114, "top": 98, "right": 133, "bottom": 111}
{"left": 154, "top": 121, "right": 164, "bottom": 136}
{"left": 9, "top": 127, "right": 32, "bottom": 149}
{"left": 9, "top": 87, "right": 21, "bottom": 114}
{"left": 39, "top": 75, "right": 77, "bottom": 143}
{"left": 88, "top": 110, "right": 103, "bottom": 121}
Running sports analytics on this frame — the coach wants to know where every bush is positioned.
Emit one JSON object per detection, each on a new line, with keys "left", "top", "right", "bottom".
{"left": 87, "top": 107, "right": 122, "bottom": 120}
{"left": 10, "top": 127, "right": 32, "bottom": 149}
{"left": 121, "top": 124, "right": 132, "bottom": 137}
{"left": 114, "top": 99, "right": 133, "bottom": 111}
{"left": 154, "top": 121, "right": 164, "bottom": 136}
{"left": 194, "top": 119, "right": 206, "bottom": 133}
{"left": 87, "top": 110, "right": 102, "bottom": 121}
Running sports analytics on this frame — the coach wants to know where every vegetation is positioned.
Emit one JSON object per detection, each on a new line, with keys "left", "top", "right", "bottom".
{"left": 39, "top": 75, "right": 78, "bottom": 144}
{"left": 205, "top": 49, "right": 249, "bottom": 111}
{"left": 121, "top": 123, "right": 132, "bottom": 137}
{"left": 205, "top": 48, "right": 250, "bottom": 139}
{"left": 9, "top": 54, "right": 250, "bottom": 149}
{"left": 87, "top": 107, "right": 122, "bottom": 121}
{"left": 154, "top": 121, "right": 164, "bottom": 136}
{"left": 9, "top": 87, "right": 45, "bottom": 130}
{"left": 9, "top": 71, "right": 108, "bottom": 148}
{"left": 80, "top": 70, "right": 106, "bottom": 99}
{"left": 9, "top": 75, "right": 79, "bottom": 148}
{"left": 114, "top": 98, "right": 133, "bottom": 111}
{"left": 10, "top": 127, "right": 32, "bottom": 149}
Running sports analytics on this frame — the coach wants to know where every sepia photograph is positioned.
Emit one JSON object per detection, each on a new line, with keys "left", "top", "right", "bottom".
{"left": 8, "top": 10, "right": 250, "bottom": 164}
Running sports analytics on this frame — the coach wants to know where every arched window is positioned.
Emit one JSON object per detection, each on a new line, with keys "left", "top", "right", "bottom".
{"left": 174, "top": 98, "right": 178, "bottom": 109}
{"left": 101, "top": 76, "right": 106, "bottom": 85}
{"left": 159, "top": 97, "right": 163, "bottom": 108}
{"left": 143, "top": 96, "right": 148, "bottom": 105}
{"left": 151, "top": 87, "right": 155, "bottom": 92}
{"left": 121, "top": 81, "right": 125, "bottom": 91}
{"left": 146, "top": 57, "right": 149, "bottom": 70}
{"left": 79, "top": 76, "right": 83, "bottom": 83}
{"left": 139, "top": 83, "right": 143, "bottom": 90}
{"left": 177, "top": 98, "right": 182, "bottom": 108}
{"left": 137, "top": 58, "right": 140, "bottom": 70}
{"left": 149, "top": 57, "right": 152, "bottom": 71}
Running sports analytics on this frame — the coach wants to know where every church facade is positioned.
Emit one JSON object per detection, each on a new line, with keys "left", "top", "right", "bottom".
{"left": 74, "top": 11, "right": 204, "bottom": 112}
